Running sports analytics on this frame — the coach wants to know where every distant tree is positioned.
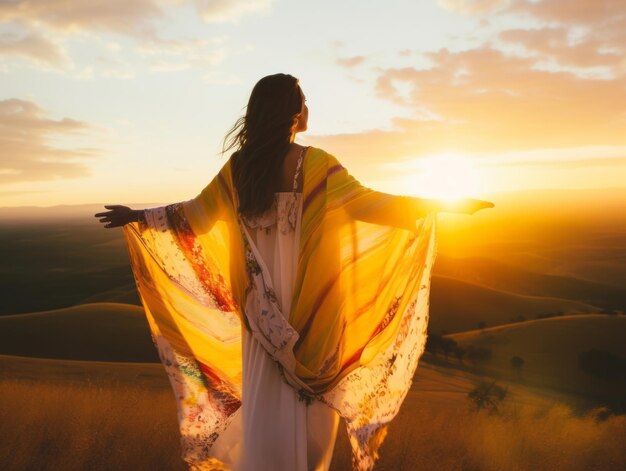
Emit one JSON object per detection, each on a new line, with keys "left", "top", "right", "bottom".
{"left": 578, "top": 349, "right": 626, "bottom": 382}
{"left": 511, "top": 315, "right": 525, "bottom": 323}
{"left": 478, "top": 321, "right": 487, "bottom": 331}
{"left": 454, "top": 345, "right": 466, "bottom": 364}
{"left": 441, "top": 337, "right": 457, "bottom": 361}
{"left": 425, "top": 333, "right": 444, "bottom": 355}
{"left": 467, "top": 380, "right": 508, "bottom": 415}
{"left": 590, "top": 406, "right": 614, "bottom": 422}
{"left": 511, "top": 356, "right": 524, "bottom": 370}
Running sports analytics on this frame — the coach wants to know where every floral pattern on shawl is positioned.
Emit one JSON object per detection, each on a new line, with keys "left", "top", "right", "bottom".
{"left": 151, "top": 332, "right": 240, "bottom": 465}
{"left": 164, "top": 203, "right": 238, "bottom": 312}
{"left": 321, "top": 219, "right": 436, "bottom": 469}
{"left": 124, "top": 203, "right": 242, "bottom": 469}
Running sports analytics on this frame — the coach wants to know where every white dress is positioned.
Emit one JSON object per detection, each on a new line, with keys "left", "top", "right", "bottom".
{"left": 210, "top": 149, "right": 341, "bottom": 471}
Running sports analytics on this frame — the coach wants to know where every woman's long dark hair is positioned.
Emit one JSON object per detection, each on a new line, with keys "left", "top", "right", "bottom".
{"left": 221, "top": 73, "right": 304, "bottom": 218}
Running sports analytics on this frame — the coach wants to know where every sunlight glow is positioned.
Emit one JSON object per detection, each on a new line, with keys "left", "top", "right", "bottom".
{"left": 412, "top": 153, "right": 483, "bottom": 201}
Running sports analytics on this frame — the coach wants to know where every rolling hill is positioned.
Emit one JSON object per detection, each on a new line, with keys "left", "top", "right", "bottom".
{"left": 429, "top": 274, "right": 599, "bottom": 334}
{"left": 0, "top": 303, "right": 159, "bottom": 362}
{"left": 444, "top": 314, "right": 626, "bottom": 409}
{"left": 433, "top": 253, "right": 626, "bottom": 311}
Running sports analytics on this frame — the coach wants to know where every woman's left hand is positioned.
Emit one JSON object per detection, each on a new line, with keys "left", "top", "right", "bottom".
{"left": 94, "top": 205, "right": 138, "bottom": 228}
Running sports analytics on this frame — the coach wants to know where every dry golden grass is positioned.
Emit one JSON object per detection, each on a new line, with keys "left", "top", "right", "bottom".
{"left": 0, "top": 378, "right": 187, "bottom": 471}
{"left": 456, "top": 402, "right": 626, "bottom": 471}
{"left": 1, "top": 374, "right": 624, "bottom": 471}
{"left": 331, "top": 390, "right": 626, "bottom": 471}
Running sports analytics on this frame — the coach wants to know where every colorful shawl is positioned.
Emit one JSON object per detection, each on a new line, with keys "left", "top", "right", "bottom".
{"left": 122, "top": 146, "right": 437, "bottom": 470}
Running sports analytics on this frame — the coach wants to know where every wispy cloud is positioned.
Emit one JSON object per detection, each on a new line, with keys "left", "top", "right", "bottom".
{"left": 193, "top": 0, "right": 273, "bottom": 23}
{"left": 0, "top": 1, "right": 265, "bottom": 76}
{"left": 438, "top": 0, "right": 505, "bottom": 15}
{"left": 441, "top": 0, "right": 626, "bottom": 76}
{"left": 0, "top": 99, "right": 98, "bottom": 184}
{"left": 318, "top": 0, "right": 626, "bottom": 164}
{"left": 0, "top": 0, "right": 273, "bottom": 35}
{"left": 0, "top": 0, "right": 165, "bottom": 38}
{"left": 310, "top": 40, "right": 626, "bottom": 168}
{"left": 499, "top": 27, "right": 623, "bottom": 71}
{"left": 336, "top": 55, "right": 366, "bottom": 68}
{"left": 375, "top": 47, "right": 626, "bottom": 150}
{"left": 0, "top": 31, "right": 69, "bottom": 68}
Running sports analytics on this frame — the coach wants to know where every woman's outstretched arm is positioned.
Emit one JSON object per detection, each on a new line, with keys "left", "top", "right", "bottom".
{"left": 94, "top": 205, "right": 146, "bottom": 228}
{"left": 431, "top": 197, "right": 495, "bottom": 215}
{"left": 343, "top": 189, "right": 494, "bottom": 231}
{"left": 327, "top": 152, "right": 494, "bottom": 230}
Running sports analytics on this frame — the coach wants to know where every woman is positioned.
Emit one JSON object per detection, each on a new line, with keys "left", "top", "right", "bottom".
{"left": 95, "top": 73, "right": 493, "bottom": 471}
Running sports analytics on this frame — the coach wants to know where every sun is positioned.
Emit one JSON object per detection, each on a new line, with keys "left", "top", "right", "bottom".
{"left": 411, "top": 153, "right": 482, "bottom": 201}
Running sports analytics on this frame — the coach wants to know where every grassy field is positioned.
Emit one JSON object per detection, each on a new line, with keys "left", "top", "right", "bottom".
{"left": 1, "top": 354, "right": 623, "bottom": 471}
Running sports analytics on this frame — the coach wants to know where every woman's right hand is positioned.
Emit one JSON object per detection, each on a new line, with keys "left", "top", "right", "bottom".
{"left": 437, "top": 198, "right": 495, "bottom": 215}
{"left": 454, "top": 198, "right": 495, "bottom": 215}
{"left": 94, "top": 205, "right": 139, "bottom": 228}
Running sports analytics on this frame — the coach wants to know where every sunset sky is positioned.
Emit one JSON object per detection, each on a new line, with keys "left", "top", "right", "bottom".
{"left": 1, "top": 0, "right": 625, "bottom": 207}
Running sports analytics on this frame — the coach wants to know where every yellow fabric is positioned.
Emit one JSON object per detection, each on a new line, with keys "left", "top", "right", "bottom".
{"left": 122, "top": 146, "right": 437, "bottom": 470}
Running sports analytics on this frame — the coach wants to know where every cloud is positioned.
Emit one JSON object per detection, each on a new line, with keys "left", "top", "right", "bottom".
{"left": 442, "top": 1, "right": 626, "bottom": 76}
{"left": 193, "top": 0, "right": 272, "bottom": 23}
{"left": 498, "top": 27, "right": 623, "bottom": 70}
{"left": 309, "top": 126, "right": 425, "bottom": 166}
{"left": 374, "top": 47, "right": 626, "bottom": 151}
{"left": 438, "top": 0, "right": 505, "bottom": 14}
{"left": 509, "top": 0, "right": 625, "bottom": 28}
{"left": 0, "top": 0, "right": 165, "bottom": 38}
{"left": 500, "top": 0, "right": 625, "bottom": 76}
{"left": 0, "top": 99, "right": 98, "bottom": 184}
{"left": 440, "top": 0, "right": 625, "bottom": 27}
{"left": 0, "top": 1, "right": 239, "bottom": 76}
{"left": 336, "top": 56, "right": 366, "bottom": 68}
{"left": 0, "top": 31, "right": 69, "bottom": 68}
{"left": 311, "top": 0, "right": 626, "bottom": 172}
{"left": 0, "top": 1, "right": 163, "bottom": 76}
{"left": 0, "top": 0, "right": 275, "bottom": 35}
{"left": 309, "top": 46, "right": 626, "bottom": 164}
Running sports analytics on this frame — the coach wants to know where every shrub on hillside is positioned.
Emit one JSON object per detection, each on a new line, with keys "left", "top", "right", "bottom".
{"left": 511, "top": 356, "right": 524, "bottom": 370}
{"left": 578, "top": 349, "right": 626, "bottom": 383}
{"left": 467, "top": 380, "right": 508, "bottom": 415}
